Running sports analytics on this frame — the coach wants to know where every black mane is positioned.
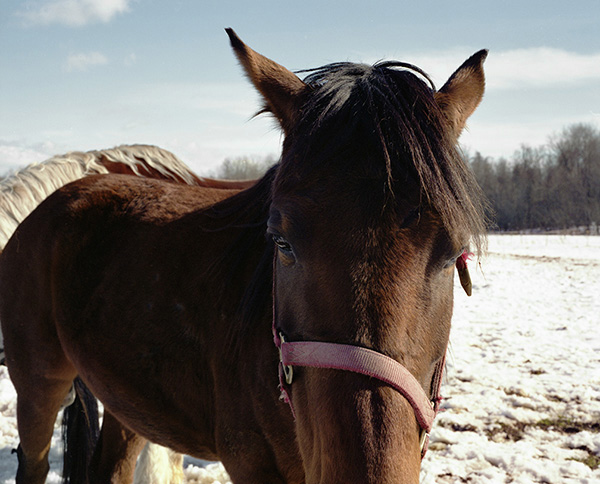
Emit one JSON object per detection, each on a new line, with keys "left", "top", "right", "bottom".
{"left": 279, "top": 61, "right": 488, "bottom": 252}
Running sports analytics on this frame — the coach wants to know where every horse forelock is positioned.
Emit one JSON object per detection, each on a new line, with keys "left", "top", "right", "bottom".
{"left": 276, "top": 61, "right": 488, "bottom": 254}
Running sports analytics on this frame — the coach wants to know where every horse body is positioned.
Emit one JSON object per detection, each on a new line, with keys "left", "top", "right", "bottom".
{"left": 0, "top": 144, "right": 255, "bottom": 362}
{"left": 2, "top": 173, "right": 299, "bottom": 482}
{"left": 44, "top": 178, "right": 230, "bottom": 453}
{"left": 0, "top": 30, "right": 487, "bottom": 484}
{"left": 0, "top": 145, "right": 253, "bottom": 482}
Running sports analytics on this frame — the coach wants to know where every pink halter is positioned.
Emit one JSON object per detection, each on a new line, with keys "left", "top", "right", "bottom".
{"left": 272, "top": 280, "right": 445, "bottom": 458}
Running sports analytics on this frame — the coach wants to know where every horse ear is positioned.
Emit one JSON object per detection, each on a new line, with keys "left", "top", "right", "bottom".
{"left": 226, "top": 28, "right": 306, "bottom": 134}
{"left": 435, "top": 50, "right": 488, "bottom": 138}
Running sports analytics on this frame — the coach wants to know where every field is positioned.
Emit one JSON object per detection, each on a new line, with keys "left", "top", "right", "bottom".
{"left": 1, "top": 234, "right": 599, "bottom": 483}
{"left": 420, "top": 235, "right": 600, "bottom": 483}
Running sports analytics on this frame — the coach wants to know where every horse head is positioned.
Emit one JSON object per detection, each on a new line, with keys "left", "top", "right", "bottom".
{"left": 227, "top": 29, "right": 487, "bottom": 483}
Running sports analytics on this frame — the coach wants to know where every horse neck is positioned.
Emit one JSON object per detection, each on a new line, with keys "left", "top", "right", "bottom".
{"left": 197, "top": 169, "right": 275, "bottom": 353}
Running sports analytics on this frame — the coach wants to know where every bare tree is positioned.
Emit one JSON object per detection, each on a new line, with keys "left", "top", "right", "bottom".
{"left": 468, "top": 123, "right": 600, "bottom": 232}
{"left": 213, "top": 155, "right": 277, "bottom": 180}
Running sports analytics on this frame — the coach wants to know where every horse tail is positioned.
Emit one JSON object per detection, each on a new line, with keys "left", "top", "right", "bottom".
{"left": 133, "top": 442, "right": 185, "bottom": 484}
{"left": 62, "top": 377, "right": 100, "bottom": 484}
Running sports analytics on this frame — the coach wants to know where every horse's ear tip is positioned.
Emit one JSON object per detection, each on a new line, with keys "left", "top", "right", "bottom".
{"left": 473, "top": 49, "right": 489, "bottom": 64}
{"left": 225, "top": 28, "right": 243, "bottom": 49}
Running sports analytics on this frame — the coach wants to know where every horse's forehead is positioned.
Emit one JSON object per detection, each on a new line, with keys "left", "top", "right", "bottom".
{"left": 273, "top": 193, "right": 435, "bottom": 261}
{"left": 272, "top": 178, "right": 417, "bottom": 226}
{"left": 270, "top": 190, "right": 372, "bottom": 236}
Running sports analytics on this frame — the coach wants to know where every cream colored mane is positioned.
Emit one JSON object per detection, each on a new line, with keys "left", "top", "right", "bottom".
{"left": 0, "top": 147, "right": 199, "bottom": 481}
{"left": 0, "top": 144, "right": 200, "bottom": 248}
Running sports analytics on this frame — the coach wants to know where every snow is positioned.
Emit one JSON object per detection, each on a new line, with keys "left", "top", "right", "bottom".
{"left": 0, "top": 234, "right": 598, "bottom": 483}
{"left": 421, "top": 234, "right": 600, "bottom": 484}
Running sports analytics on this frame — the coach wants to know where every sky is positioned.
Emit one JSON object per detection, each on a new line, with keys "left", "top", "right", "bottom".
{"left": 1, "top": 0, "right": 599, "bottom": 176}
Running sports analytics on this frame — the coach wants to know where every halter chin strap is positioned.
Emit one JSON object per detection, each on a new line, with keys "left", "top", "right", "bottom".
{"left": 273, "top": 329, "right": 445, "bottom": 458}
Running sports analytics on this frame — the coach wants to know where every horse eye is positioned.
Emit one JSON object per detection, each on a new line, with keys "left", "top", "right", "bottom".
{"left": 442, "top": 257, "right": 457, "bottom": 270}
{"left": 443, "top": 249, "right": 464, "bottom": 269}
{"left": 272, "top": 234, "right": 293, "bottom": 254}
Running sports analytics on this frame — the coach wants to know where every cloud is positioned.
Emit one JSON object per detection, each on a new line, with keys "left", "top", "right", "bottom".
{"left": 123, "top": 52, "right": 136, "bottom": 66}
{"left": 487, "top": 48, "right": 600, "bottom": 90}
{"left": 397, "top": 47, "right": 600, "bottom": 92}
{"left": 0, "top": 140, "right": 61, "bottom": 175}
{"left": 18, "top": 0, "right": 132, "bottom": 27}
{"left": 65, "top": 51, "right": 108, "bottom": 71}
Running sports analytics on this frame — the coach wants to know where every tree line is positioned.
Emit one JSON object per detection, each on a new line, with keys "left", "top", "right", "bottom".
{"left": 213, "top": 123, "right": 600, "bottom": 233}
{"left": 468, "top": 123, "right": 600, "bottom": 232}
{"left": 211, "top": 154, "right": 276, "bottom": 180}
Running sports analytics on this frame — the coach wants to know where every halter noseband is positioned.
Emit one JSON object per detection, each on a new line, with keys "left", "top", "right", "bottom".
{"left": 273, "top": 330, "right": 445, "bottom": 457}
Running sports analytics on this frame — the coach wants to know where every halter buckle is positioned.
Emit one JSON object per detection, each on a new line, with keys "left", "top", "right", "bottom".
{"left": 419, "top": 429, "right": 430, "bottom": 455}
{"left": 278, "top": 333, "right": 294, "bottom": 385}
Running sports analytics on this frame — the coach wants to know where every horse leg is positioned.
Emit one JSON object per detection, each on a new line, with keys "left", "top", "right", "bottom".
{"left": 88, "top": 410, "right": 147, "bottom": 484}
{"left": 13, "top": 374, "right": 76, "bottom": 484}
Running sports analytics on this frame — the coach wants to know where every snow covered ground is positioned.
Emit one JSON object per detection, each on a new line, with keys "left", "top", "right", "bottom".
{"left": 421, "top": 234, "right": 600, "bottom": 484}
{"left": 0, "top": 234, "right": 599, "bottom": 483}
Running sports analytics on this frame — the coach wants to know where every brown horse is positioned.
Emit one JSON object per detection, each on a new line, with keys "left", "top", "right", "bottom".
{"left": 0, "top": 144, "right": 254, "bottom": 248}
{"left": 0, "top": 144, "right": 255, "bottom": 362}
{"left": 0, "top": 144, "right": 254, "bottom": 482}
{"left": 0, "top": 29, "right": 488, "bottom": 484}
